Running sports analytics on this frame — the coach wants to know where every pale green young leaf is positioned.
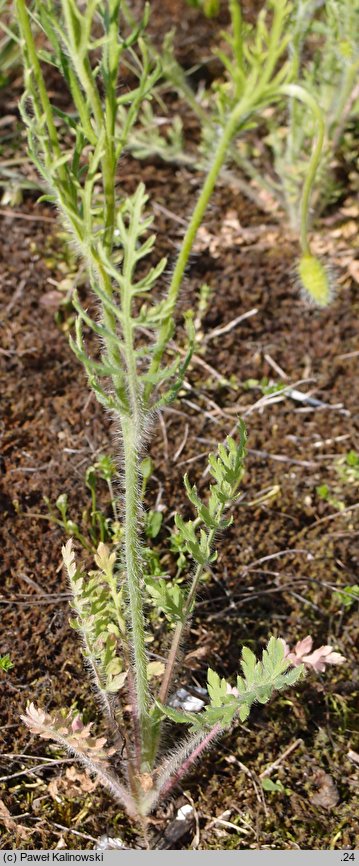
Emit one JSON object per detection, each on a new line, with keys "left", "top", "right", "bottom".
{"left": 106, "top": 671, "right": 127, "bottom": 693}
{"left": 147, "top": 661, "right": 165, "bottom": 680}
{"left": 155, "top": 701, "right": 199, "bottom": 727}
{"left": 146, "top": 577, "right": 187, "bottom": 624}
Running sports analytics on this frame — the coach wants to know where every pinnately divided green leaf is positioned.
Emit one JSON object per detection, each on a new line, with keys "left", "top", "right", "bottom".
{"left": 157, "top": 637, "right": 304, "bottom": 733}
{"left": 145, "top": 577, "right": 187, "bottom": 624}
{"left": 174, "top": 422, "right": 247, "bottom": 567}
{"left": 62, "top": 539, "right": 127, "bottom": 696}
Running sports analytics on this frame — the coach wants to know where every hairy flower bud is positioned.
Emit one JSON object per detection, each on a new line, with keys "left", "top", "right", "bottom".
{"left": 297, "top": 254, "right": 333, "bottom": 308}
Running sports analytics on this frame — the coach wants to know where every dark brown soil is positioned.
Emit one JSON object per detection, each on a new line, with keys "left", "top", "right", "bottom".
{"left": 0, "top": 0, "right": 358, "bottom": 852}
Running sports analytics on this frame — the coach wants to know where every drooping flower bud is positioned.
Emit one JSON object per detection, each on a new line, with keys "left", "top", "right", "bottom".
{"left": 297, "top": 254, "right": 333, "bottom": 308}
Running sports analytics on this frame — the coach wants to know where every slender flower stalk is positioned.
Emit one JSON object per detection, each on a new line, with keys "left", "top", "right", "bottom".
{"left": 143, "top": 110, "right": 243, "bottom": 404}
{"left": 145, "top": 0, "right": 356, "bottom": 230}
{"left": 279, "top": 84, "right": 325, "bottom": 257}
{"left": 144, "top": 6, "right": 327, "bottom": 395}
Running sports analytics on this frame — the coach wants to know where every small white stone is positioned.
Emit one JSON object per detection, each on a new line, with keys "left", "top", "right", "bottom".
{"left": 95, "top": 835, "right": 125, "bottom": 850}
{"left": 169, "top": 688, "right": 205, "bottom": 712}
{"left": 176, "top": 804, "right": 194, "bottom": 822}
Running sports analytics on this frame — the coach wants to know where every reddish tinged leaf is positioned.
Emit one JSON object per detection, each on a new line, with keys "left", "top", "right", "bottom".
{"left": 20, "top": 703, "right": 115, "bottom": 763}
{"left": 312, "top": 770, "right": 339, "bottom": 809}
{"left": 281, "top": 636, "right": 345, "bottom": 672}
{"left": 71, "top": 714, "right": 84, "bottom": 733}
{"left": 0, "top": 799, "right": 32, "bottom": 840}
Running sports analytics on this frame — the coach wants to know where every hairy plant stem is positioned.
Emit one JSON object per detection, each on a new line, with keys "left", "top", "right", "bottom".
{"left": 82, "top": 636, "right": 115, "bottom": 728}
{"left": 144, "top": 722, "right": 222, "bottom": 814}
{"left": 16, "top": 0, "right": 63, "bottom": 169}
{"left": 280, "top": 84, "right": 325, "bottom": 255}
{"left": 159, "top": 722, "right": 222, "bottom": 800}
{"left": 121, "top": 416, "right": 150, "bottom": 745}
{"left": 143, "top": 102, "right": 249, "bottom": 406}
{"left": 158, "top": 526, "right": 218, "bottom": 710}
{"left": 61, "top": 0, "right": 116, "bottom": 253}
{"left": 149, "top": 520, "right": 222, "bottom": 769}
{"left": 42, "top": 729, "right": 137, "bottom": 818}
{"left": 118, "top": 192, "right": 151, "bottom": 756}
{"left": 126, "top": 666, "right": 143, "bottom": 773}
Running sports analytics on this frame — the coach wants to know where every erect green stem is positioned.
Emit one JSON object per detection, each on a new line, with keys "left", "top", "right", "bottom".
{"left": 85, "top": 233, "right": 150, "bottom": 754}
{"left": 121, "top": 416, "right": 150, "bottom": 745}
{"left": 280, "top": 84, "right": 325, "bottom": 255}
{"left": 16, "top": 0, "right": 63, "bottom": 166}
{"left": 60, "top": 0, "right": 117, "bottom": 253}
{"left": 284, "top": 0, "right": 313, "bottom": 180}
{"left": 148, "top": 524, "right": 218, "bottom": 769}
{"left": 101, "top": 0, "right": 121, "bottom": 250}
{"left": 158, "top": 525, "right": 217, "bottom": 709}
{"left": 229, "top": 0, "right": 243, "bottom": 83}
{"left": 167, "top": 117, "right": 239, "bottom": 306}
{"left": 89, "top": 260, "right": 124, "bottom": 389}
{"left": 118, "top": 194, "right": 151, "bottom": 754}
{"left": 143, "top": 99, "right": 250, "bottom": 405}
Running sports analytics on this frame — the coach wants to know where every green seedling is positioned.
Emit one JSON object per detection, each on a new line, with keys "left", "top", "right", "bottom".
{"left": 0, "top": 654, "right": 14, "bottom": 672}
{"left": 316, "top": 450, "right": 359, "bottom": 513}
{"left": 262, "top": 777, "right": 291, "bottom": 795}
{"left": 243, "top": 377, "right": 286, "bottom": 396}
{"left": 42, "top": 457, "right": 121, "bottom": 551}
{"left": 333, "top": 584, "right": 359, "bottom": 610}
{"left": 336, "top": 450, "right": 359, "bottom": 485}
{"left": 316, "top": 484, "right": 345, "bottom": 513}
